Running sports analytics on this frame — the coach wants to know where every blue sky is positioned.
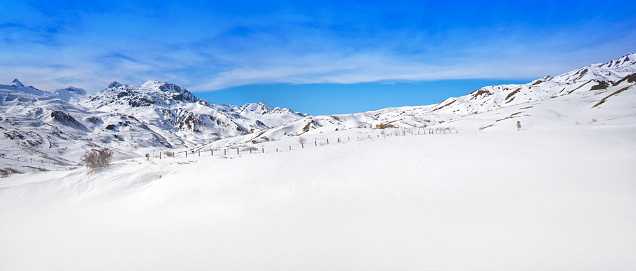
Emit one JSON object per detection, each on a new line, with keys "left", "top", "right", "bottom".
{"left": 1, "top": 0, "right": 635, "bottom": 114}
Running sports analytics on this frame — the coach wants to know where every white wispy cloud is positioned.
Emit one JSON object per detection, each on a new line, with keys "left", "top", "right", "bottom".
{"left": 0, "top": 1, "right": 634, "bottom": 93}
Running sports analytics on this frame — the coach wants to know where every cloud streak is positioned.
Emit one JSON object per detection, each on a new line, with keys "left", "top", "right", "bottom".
{"left": 0, "top": 0, "right": 634, "bottom": 92}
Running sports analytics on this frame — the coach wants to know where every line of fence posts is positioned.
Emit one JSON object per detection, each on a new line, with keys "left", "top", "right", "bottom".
{"left": 147, "top": 127, "right": 456, "bottom": 161}
{"left": 12, "top": 128, "right": 459, "bottom": 166}
{"left": 9, "top": 127, "right": 458, "bottom": 171}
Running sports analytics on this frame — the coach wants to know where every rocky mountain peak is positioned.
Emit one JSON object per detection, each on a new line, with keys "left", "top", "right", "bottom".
{"left": 592, "top": 53, "right": 636, "bottom": 69}
{"left": 108, "top": 81, "right": 123, "bottom": 89}
{"left": 11, "top": 78, "right": 24, "bottom": 87}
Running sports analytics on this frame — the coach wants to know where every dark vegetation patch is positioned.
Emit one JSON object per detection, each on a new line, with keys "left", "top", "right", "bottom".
{"left": 590, "top": 81, "right": 609, "bottom": 90}
{"left": 592, "top": 86, "right": 630, "bottom": 108}
{"left": 432, "top": 100, "right": 456, "bottom": 111}
{"left": 612, "top": 73, "right": 636, "bottom": 86}
{"left": 375, "top": 123, "right": 397, "bottom": 129}
{"left": 302, "top": 120, "right": 318, "bottom": 133}
{"left": 568, "top": 80, "right": 593, "bottom": 94}
{"left": 496, "top": 112, "right": 522, "bottom": 122}
{"left": 505, "top": 88, "right": 521, "bottom": 102}
{"left": 0, "top": 168, "right": 22, "bottom": 178}
{"left": 479, "top": 124, "right": 495, "bottom": 130}
{"left": 470, "top": 89, "right": 492, "bottom": 100}
{"left": 575, "top": 69, "right": 589, "bottom": 80}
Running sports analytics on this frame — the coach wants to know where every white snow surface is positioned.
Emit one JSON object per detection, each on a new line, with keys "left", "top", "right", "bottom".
{"left": 1, "top": 126, "right": 635, "bottom": 270}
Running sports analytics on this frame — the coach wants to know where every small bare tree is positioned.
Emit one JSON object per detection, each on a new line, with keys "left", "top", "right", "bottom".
{"left": 298, "top": 137, "right": 307, "bottom": 148}
{"left": 81, "top": 148, "right": 113, "bottom": 173}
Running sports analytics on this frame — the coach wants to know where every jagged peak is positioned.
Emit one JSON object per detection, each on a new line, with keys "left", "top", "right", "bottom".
{"left": 60, "top": 86, "right": 86, "bottom": 94}
{"left": 591, "top": 53, "right": 636, "bottom": 69}
{"left": 240, "top": 101, "right": 273, "bottom": 111}
{"left": 108, "top": 81, "right": 123, "bottom": 89}
{"left": 138, "top": 80, "right": 191, "bottom": 94}
{"left": 11, "top": 78, "right": 24, "bottom": 87}
{"left": 90, "top": 80, "right": 200, "bottom": 107}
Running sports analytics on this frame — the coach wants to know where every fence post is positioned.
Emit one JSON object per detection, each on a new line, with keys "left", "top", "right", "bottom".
{"left": 237, "top": 148, "right": 239, "bottom": 155}
{"left": 348, "top": 137, "right": 350, "bottom": 141}
{"left": 211, "top": 149, "right": 213, "bottom": 156}
{"left": 327, "top": 139, "right": 329, "bottom": 144}
{"left": 289, "top": 146, "right": 292, "bottom": 150}
{"left": 262, "top": 148, "right": 264, "bottom": 153}
{"left": 224, "top": 149, "right": 227, "bottom": 155}
{"left": 198, "top": 150, "right": 200, "bottom": 157}
{"left": 160, "top": 152, "right": 162, "bottom": 159}
{"left": 250, "top": 148, "right": 252, "bottom": 154}
{"left": 314, "top": 140, "right": 317, "bottom": 146}
{"left": 185, "top": 151, "right": 188, "bottom": 157}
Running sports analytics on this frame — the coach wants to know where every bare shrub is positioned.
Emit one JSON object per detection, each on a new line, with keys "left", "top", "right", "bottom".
{"left": 298, "top": 137, "right": 307, "bottom": 144}
{"left": 164, "top": 151, "right": 175, "bottom": 158}
{"left": 81, "top": 148, "right": 113, "bottom": 173}
{"left": 375, "top": 123, "right": 396, "bottom": 129}
{"left": 1, "top": 168, "right": 23, "bottom": 178}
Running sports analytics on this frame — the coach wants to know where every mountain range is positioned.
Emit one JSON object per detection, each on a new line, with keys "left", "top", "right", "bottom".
{"left": 0, "top": 79, "right": 306, "bottom": 175}
{"left": 1, "top": 53, "right": 635, "bottom": 176}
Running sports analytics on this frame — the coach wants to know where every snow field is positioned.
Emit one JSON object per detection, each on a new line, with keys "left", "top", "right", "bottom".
{"left": 1, "top": 126, "right": 635, "bottom": 271}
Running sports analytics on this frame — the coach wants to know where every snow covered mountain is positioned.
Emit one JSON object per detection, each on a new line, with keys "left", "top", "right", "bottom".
{"left": 0, "top": 80, "right": 306, "bottom": 176}
{"left": 81, "top": 80, "right": 305, "bottom": 137}
{"left": 236, "top": 53, "right": 636, "bottom": 143}
{"left": 2, "top": 53, "right": 635, "bottom": 176}
{"left": 0, "top": 79, "right": 87, "bottom": 104}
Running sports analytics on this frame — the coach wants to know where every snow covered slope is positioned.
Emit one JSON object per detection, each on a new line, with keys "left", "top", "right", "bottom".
{"left": 1, "top": 114, "right": 634, "bottom": 271}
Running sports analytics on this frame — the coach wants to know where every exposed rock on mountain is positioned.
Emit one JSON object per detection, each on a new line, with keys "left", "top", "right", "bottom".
{"left": 0, "top": 79, "right": 307, "bottom": 175}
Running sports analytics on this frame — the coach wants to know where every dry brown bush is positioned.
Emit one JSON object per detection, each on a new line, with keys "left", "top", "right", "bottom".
{"left": 81, "top": 148, "right": 113, "bottom": 173}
